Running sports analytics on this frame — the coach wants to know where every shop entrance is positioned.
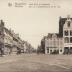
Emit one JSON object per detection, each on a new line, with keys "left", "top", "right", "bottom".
{"left": 69, "top": 47, "right": 72, "bottom": 54}
{"left": 64, "top": 47, "right": 69, "bottom": 54}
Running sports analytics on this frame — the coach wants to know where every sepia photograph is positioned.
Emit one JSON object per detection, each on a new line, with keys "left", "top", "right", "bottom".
{"left": 0, "top": 0, "right": 72, "bottom": 72}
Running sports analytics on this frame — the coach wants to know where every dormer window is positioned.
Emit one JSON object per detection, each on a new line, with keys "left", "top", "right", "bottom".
{"left": 67, "top": 21, "right": 70, "bottom": 27}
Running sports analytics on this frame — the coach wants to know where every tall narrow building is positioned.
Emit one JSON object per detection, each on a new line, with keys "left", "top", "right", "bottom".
{"left": 45, "top": 15, "right": 72, "bottom": 54}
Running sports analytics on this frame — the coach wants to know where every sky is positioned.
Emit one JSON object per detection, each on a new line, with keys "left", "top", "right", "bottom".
{"left": 0, "top": 0, "right": 72, "bottom": 48}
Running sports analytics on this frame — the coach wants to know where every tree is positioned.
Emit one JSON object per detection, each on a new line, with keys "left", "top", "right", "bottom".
{"left": 40, "top": 36, "right": 46, "bottom": 54}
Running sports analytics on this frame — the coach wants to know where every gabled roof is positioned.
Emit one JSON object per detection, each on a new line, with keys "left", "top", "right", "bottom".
{"left": 59, "top": 17, "right": 72, "bottom": 37}
{"left": 47, "top": 33, "right": 60, "bottom": 38}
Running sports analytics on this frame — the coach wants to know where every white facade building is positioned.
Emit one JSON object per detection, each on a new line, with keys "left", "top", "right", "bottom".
{"left": 45, "top": 15, "right": 72, "bottom": 54}
{"left": 45, "top": 33, "right": 63, "bottom": 54}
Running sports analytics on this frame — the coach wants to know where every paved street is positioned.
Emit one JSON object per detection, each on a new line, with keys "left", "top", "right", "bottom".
{"left": 0, "top": 54, "right": 72, "bottom": 72}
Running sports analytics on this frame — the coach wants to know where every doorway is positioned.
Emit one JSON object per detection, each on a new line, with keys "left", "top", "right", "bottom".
{"left": 64, "top": 47, "right": 69, "bottom": 54}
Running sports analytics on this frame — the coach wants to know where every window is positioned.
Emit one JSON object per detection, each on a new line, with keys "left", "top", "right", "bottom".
{"left": 70, "top": 30, "right": 72, "bottom": 36}
{"left": 70, "top": 37, "right": 72, "bottom": 43}
{"left": 0, "top": 32, "right": 1, "bottom": 35}
{"left": 50, "top": 50, "right": 52, "bottom": 52}
{"left": 47, "top": 47, "right": 49, "bottom": 53}
{"left": 70, "top": 47, "right": 72, "bottom": 50}
{"left": 13, "top": 37, "right": 18, "bottom": 42}
{"left": 67, "top": 21, "right": 70, "bottom": 27}
{"left": 64, "top": 37, "right": 69, "bottom": 43}
{"left": 60, "top": 50, "right": 62, "bottom": 52}
{"left": 64, "top": 30, "right": 68, "bottom": 36}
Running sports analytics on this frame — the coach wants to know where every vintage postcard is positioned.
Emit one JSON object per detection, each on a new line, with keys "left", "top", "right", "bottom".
{"left": 0, "top": 0, "right": 72, "bottom": 72}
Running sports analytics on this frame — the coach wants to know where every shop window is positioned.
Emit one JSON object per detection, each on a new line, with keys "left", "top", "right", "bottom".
{"left": 64, "top": 37, "right": 69, "bottom": 43}
{"left": 70, "top": 47, "right": 72, "bottom": 50}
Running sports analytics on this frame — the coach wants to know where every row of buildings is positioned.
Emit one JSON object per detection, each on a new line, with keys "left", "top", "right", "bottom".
{"left": 0, "top": 20, "right": 34, "bottom": 55}
{"left": 40, "top": 15, "right": 72, "bottom": 54}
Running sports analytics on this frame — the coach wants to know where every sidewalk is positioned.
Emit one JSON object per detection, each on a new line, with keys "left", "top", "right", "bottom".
{"left": 0, "top": 53, "right": 37, "bottom": 64}
{"left": 0, "top": 54, "right": 23, "bottom": 64}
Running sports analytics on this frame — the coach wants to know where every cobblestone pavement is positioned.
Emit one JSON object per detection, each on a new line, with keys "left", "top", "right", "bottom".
{"left": 0, "top": 54, "right": 72, "bottom": 72}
